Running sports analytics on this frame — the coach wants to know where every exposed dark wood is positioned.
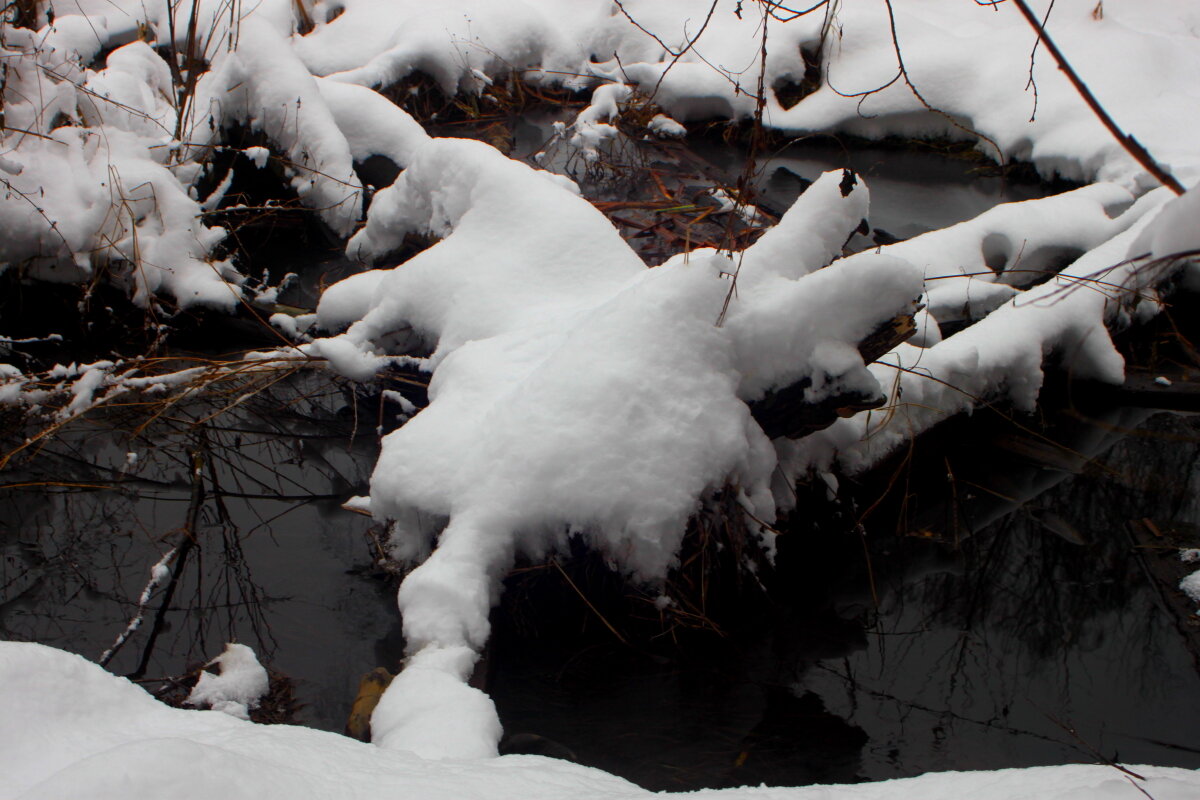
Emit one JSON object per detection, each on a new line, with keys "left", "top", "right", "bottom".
{"left": 1085, "top": 369, "right": 1200, "bottom": 413}
{"left": 748, "top": 310, "right": 918, "bottom": 440}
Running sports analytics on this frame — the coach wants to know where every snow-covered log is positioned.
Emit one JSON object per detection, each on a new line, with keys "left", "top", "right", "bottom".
{"left": 304, "top": 141, "right": 922, "bottom": 757}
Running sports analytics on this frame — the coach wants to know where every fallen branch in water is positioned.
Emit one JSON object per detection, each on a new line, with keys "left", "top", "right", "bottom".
{"left": 99, "top": 448, "right": 206, "bottom": 671}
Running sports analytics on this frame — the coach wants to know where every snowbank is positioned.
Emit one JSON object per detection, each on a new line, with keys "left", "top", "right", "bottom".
{"left": 5, "top": 1, "right": 1197, "bottom": 305}
{"left": 293, "top": 0, "right": 1200, "bottom": 189}
{"left": 4, "top": 642, "right": 1199, "bottom": 800}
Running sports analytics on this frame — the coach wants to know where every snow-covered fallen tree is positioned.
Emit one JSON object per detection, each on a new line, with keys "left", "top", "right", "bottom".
{"left": 304, "top": 142, "right": 923, "bottom": 757}
{"left": 309, "top": 158, "right": 1199, "bottom": 759}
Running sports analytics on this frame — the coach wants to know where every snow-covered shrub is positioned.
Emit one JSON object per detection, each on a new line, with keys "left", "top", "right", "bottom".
{"left": 0, "top": 1, "right": 370, "bottom": 308}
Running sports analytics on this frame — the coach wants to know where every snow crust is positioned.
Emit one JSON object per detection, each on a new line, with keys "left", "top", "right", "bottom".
{"left": 5, "top": 641, "right": 1200, "bottom": 800}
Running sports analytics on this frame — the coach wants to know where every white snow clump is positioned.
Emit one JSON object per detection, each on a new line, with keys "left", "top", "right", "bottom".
{"left": 185, "top": 643, "right": 270, "bottom": 720}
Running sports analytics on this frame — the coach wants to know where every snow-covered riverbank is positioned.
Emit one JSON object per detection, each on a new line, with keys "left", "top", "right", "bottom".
{"left": 4, "top": 641, "right": 1198, "bottom": 800}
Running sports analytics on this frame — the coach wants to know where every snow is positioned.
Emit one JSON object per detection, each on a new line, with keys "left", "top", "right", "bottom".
{"left": 97, "top": 547, "right": 176, "bottom": 666}
{"left": 890, "top": 183, "right": 1136, "bottom": 323}
{"left": 185, "top": 643, "right": 270, "bottom": 721}
{"left": 308, "top": 141, "right": 919, "bottom": 755}
{"left": 782, "top": 187, "right": 1180, "bottom": 478}
{"left": 569, "top": 83, "right": 634, "bottom": 161}
{"left": 243, "top": 147, "right": 271, "bottom": 169}
{"left": 4, "top": 0, "right": 1200, "bottom": 791}
{"left": 1182, "top": 571, "right": 1200, "bottom": 606}
{"left": 4, "top": 641, "right": 1199, "bottom": 800}
{"left": 212, "top": 18, "right": 364, "bottom": 237}
{"left": 4, "top": 0, "right": 1197, "bottom": 306}
{"left": 0, "top": 17, "right": 243, "bottom": 308}
{"left": 1182, "top": 547, "right": 1200, "bottom": 607}
{"left": 1130, "top": 180, "right": 1200, "bottom": 260}
{"left": 648, "top": 114, "right": 687, "bottom": 138}
{"left": 61, "top": 360, "right": 115, "bottom": 419}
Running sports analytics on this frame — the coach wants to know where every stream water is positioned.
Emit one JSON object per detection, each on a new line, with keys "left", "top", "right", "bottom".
{"left": 1, "top": 139, "right": 1197, "bottom": 789}
{"left": 489, "top": 401, "right": 1200, "bottom": 789}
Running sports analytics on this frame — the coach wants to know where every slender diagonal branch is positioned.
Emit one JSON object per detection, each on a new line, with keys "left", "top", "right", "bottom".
{"left": 1010, "top": 0, "right": 1184, "bottom": 195}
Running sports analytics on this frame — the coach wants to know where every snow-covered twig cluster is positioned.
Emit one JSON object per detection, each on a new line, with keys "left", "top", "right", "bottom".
{"left": 0, "top": 351, "right": 323, "bottom": 475}
{"left": 97, "top": 547, "right": 178, "bottom": 667}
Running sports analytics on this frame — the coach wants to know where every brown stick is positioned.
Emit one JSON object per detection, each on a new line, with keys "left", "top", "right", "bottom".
{"left": 1010, "top": 0, "right": 1185, "bottom": 195}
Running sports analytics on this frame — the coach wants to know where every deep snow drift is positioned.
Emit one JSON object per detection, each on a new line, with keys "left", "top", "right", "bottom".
{"left": 3, "top": 0, "right": 1200, "bottom": 793}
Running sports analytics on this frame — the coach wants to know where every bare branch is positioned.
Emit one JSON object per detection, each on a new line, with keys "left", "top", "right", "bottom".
{"left": 1009, "top": 0, "right": 1185, "bottom": 195}
{"left": 1023, "top": 0, "right": 1055, "bottom": 121}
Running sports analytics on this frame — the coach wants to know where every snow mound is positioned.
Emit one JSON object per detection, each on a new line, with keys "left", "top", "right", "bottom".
{"left": 4, "top": 641, "right": 1200, "bottom": 800}
{"left": 185, "top": 643, "right": 270, "bottom": 720}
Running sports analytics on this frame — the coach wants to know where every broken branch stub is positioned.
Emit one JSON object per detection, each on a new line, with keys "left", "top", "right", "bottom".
{"left": 748, "top": 309, "right": 918, "bottom": 440}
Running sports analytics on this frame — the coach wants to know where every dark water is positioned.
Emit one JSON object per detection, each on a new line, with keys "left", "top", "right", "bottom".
{"left": 0, "top": 374, "right": 397, "bottom": 730}
{"left": 4, "top": 374, "right": 1198, "bottom": 780}
{"left": 488, "top": 404, "right": 1200, "bottom": 790}
{"left": 2, "top": 138, "right": 1197, "bottom": 788}
{"left": 679, "top": 138, "right": 1050, "bottom": 241}
{"left": 511, "top": 115, "right": 1052, "bottom": 243}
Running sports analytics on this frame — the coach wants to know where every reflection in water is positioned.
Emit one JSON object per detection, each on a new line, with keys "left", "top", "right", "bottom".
{"left": 488, "top": 634, "right": 870, "bottom": 792}
{"left": 802, "top": 406, "right": 1200, "bottom": 779}
{"left": 690, "top": 138, "right": 1051, "bottom": 241}
{"left": 3, "top": 373, "right": 1199, "bottom": 784}
{"left": 0, "top": 373, "right": 392, "bottom": 730}
{"left": 488, "top": 404, "right": 1200, "bottom": 789}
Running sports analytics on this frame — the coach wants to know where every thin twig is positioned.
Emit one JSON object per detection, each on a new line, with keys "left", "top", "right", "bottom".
{"left": 551, "top": 557, "right": 629, "bottom": 646}
{"left": 127, "top": 445, "right": 207, "bottom": 679}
